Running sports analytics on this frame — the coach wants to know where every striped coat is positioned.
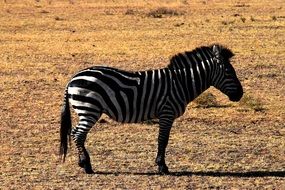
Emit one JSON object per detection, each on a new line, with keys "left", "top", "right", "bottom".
{"left": 60, "top": 44, "right": 243, "bottom": 174}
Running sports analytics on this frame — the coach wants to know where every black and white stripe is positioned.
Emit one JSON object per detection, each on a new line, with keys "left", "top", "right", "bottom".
{"left": 60, "top": 44, "right": 243, "bottom": 174}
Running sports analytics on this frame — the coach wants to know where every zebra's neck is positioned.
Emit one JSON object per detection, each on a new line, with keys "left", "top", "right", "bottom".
{"left": 168, "top": 48, "right": 214, "bottom": 103}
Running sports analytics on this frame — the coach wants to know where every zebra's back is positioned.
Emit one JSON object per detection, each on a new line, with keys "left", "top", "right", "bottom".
{"left": 67, "top": 66, "right": 171, "bottom": 123}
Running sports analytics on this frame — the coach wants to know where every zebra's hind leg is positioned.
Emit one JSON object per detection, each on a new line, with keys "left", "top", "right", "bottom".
{"left": 71, "top": 114, "right": 101, "bottom": 174}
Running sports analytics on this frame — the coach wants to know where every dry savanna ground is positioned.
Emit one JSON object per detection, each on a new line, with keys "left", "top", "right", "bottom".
{"left": 0, "top": 0, "right": 285, "bottom": 189}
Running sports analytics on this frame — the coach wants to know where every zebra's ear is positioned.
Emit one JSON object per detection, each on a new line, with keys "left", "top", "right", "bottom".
{"left": 212, "top": 44, "right": 235, "bottom": 60}
{"left": 212, "top": 44, "right": 221, "bottom": 57}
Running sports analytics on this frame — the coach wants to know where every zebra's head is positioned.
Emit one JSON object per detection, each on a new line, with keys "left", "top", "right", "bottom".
{"left": 210, "top": 44, "right": 243, "bottom": 102}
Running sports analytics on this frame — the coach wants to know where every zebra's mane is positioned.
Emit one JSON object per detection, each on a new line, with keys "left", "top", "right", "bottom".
{"left": 168, "top": 44, "right": 234, "bottom": 69}
{"left": 210, "top": 44, "right": 234, "bottom": 60}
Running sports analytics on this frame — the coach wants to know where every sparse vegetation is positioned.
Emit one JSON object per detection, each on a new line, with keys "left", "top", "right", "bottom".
{"left": 272, "top": 15, "right": 277, "bottom": 21}
{"left": 0, "top": 0, "right": 284, "bottom": 189}
{"left": 194, "top": 92, "right": 219, "bottom": 108}
{"left": 125, "top": 9, "right": 135, "bottom": 15}
{"left": 240, "top": 17, "right": 246, "bottom": 23}
{"left": 54, "top": 16, "right": 64, "bottom": 21}
{"left": 239, "top": 94, "right": 265, "bottom": 112}
{"left": 174, "top": 22, "right": 184, "bottom": 27}
{"left": 147, "top": 7, "right": 183, "bottom": 18}
{"left": 221, "top": 20, "right": 235, "bottom": 25}
{"left": 234, "top": 3, "right": 250, "bottom": 8}
{"left": 40, "top": 10, "right": 49, "bottom": 14}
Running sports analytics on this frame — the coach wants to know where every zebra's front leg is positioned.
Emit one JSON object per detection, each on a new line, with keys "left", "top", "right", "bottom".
{"left": 156, "top": 114, "right": 174, "bottom": 175}
{"left": 71, "top": 116, "right": 98, "bottom": 174}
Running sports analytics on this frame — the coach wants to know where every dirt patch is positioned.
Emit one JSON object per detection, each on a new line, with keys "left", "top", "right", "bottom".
{"left": 0, "top": 0, "right": 284, "bottom": 189}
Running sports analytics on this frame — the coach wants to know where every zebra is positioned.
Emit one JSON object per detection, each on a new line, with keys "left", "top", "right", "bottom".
{"left": 60, "top": 44, "right": 243, "bottom": 174}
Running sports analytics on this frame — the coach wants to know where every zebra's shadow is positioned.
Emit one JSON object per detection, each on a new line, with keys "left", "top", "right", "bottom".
{"left": 93, "top": 170, "right": 285, "bottom": 177}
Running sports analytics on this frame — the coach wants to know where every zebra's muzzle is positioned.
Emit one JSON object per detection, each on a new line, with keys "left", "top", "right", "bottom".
{"left": 229, "top": 95, "right": 242, "bottom": 102}
{"left": 228, "top": 89, "right": 243, "bottom": 102}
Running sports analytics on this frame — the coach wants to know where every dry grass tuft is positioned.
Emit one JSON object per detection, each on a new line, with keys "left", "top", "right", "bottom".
{"left": 271, "top": 16, "right": 277, "bottom": 21}
{"left": 250, "top": 16, "right": 256, "bottom": 21}
{"left": 147, "top": 7, "right": 183, "bottom": 18}
{"left": 54, "top": 16, "right": 64, "bottom": 21}
{"left": 125, "top": 9, "right": 136, "bottom": 15}
{"left": 240, "top": 17, "right": 246, "bottom": 23}
{"left": 194, "top": 92, "right": 219, "bottom": 108}
{"left": 221, "top": 20, "right": 235, "bottom": 25}
{"left": 234, "top": 3, "right": 250, "bottom": 8}
{"left": 239, "top": 94, "right": 265, "bottom": 112}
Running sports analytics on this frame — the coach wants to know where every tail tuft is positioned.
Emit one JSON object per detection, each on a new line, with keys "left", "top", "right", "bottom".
{"left": 59, "top": 88, "right": 72, "bottom": 162}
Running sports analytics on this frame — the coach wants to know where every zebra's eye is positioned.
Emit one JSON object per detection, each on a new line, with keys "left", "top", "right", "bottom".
{"left": 225, "top": 67, "right": 234, "bottom": 76}
{"left": 225, "top": 66, "right": 234, "bottom": 73}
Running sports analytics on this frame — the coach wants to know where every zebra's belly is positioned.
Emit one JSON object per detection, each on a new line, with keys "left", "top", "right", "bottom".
{"left": 104, "top": 106, "right": 158, "bottom": 123}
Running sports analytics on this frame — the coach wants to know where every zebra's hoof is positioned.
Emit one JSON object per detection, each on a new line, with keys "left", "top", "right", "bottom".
{"left": 84, "top": 163, "right": 94, "bottom": 174}
{"left": 78, "top": 160, "right": 94, "bottom": 174}
{"left": 84, "top": 167, "right": 95, "bottom": 174}
{"left": 158, "top": 165, "right": 169, "bottom": 175}
{"left": 83, "top": 163, "right": 94, "bottom": 174}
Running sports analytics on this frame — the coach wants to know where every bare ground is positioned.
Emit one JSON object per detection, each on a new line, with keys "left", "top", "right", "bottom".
{"left": 0, "top": 0, "right": 284, "bottom": 189}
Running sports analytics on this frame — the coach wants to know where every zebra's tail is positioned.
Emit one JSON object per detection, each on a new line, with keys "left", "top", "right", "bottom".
{"left": 59, "top": 87, "right": 72, "bottom": 162}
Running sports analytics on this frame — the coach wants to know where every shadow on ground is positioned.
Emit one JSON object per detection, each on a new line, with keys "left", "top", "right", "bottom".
{"left": 92, "top": 171, "right": 285, "bottom": 177}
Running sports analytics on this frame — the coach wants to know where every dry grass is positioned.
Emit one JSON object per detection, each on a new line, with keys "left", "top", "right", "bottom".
{"left": 239, "top": 93, "right": 265, "bottom": 112}
{"left": 193, "top": 92, "right": 220, "bottom": 108}
{"left": 147, "top": 7, "right": 184, "bottom": 18}
{"left": 0, "top": 0, "right": 285, "bottom": 189}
